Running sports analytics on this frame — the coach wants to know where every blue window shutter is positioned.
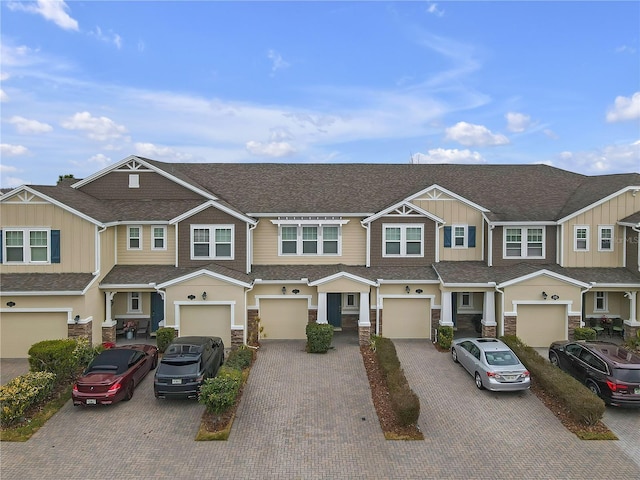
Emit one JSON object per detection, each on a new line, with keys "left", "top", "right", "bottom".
{"left": 0, "top": 230, "right": 3, "bottom": 263}
{"left": 444, "top": 226, "right": 451, "bottom": 248}
{"left": 51, "top": 230, "right": 61, "bottom": 263}
{"left": 468, "top": 226, "right": 476, "bottom": 248}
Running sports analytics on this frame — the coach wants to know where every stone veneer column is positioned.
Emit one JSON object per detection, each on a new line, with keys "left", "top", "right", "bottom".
{"left": 69, "top": 319, "right": 92, "bottom": 344}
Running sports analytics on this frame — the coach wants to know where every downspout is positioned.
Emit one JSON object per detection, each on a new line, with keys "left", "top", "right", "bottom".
{"left": 361, "top": 221, "right": 370, "bottom": 267}
{"left": 244, "top": 282, "right": 256, "bottom": 348}
{"left": 633, "top": 226, "right": 640, "bottom": 272}
{"left": 580, "top": 284, "right": 593, "bottom": 328}
{"left": 247, "top": 221, "right": 259, "bottom": 274}
{"left": 494, "top": 284, "right": 505, "bottom": 337}
{"left": 376, "top": 282, "right": 381, "bottom": 336}
{"left": 488, "top": 223, "right": 495, "bottom": 267}
{"left": 94, "top": 225, "right": 107, "bottom": 275}
{"left": 436, "top": 223, "right": 444, "bottom": 263}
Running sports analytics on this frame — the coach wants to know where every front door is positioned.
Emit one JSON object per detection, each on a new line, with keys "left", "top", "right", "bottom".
{"left": 327, "top": 293, "right": 342, "bottom": 329}
{"left": 151, "top": 292, "right": 164, "bottom": 333}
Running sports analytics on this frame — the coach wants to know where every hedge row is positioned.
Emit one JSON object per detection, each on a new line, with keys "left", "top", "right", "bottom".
{"left": 0, "top": 371, "right": 57, "bottom": 427}
{"left": 372, "top": 336, "right": 420, "bottom": 427}
{"left": 501, "top": 335, "right": 605, "bottom": 426}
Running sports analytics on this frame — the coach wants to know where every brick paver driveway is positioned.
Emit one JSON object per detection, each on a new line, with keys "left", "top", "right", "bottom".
{"left": 2, "top": 335, "right": 639, "bottom": 479}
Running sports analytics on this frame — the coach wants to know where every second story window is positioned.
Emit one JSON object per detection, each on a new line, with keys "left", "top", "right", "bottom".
{"left": 504, "top": 227, "right": 544, "bottom": 259}
{"left": 598, "top": 226, "right": 613, "bottom": 251}
{"left": 191, "top": 225, "right": 234, "bottom": 260}
{"left": 128, "top": 226, "right": 142, "bottom": 250}
{"left": 279, "top": 225, "right": 341, "bottom": 256}
{"left": 383, "top": 224, "right": 423, "bottom": 257}
{"left": 574, "top": 226, "right": 589, "bottom": 251}
{"left": 152, "top": 226, "right": 166, "bottom": 250}
{"left": 2, "top": 228, "right": 60, "bottom": 264}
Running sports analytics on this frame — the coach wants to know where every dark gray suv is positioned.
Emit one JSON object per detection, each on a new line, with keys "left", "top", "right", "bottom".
{"left": 154, "top": 336, "right": 225, "bottom": 399}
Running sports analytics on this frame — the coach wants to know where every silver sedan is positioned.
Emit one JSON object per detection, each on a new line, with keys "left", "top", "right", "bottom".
{"left": 451, "top": 338, "right": 531, "bottom": 391}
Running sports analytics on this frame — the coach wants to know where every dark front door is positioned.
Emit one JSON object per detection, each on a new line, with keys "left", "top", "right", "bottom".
{"left": 151, "top": 292, "right": 164, "bottom": 333}
{"left": 327, "top": 293, "right": 342, "bottom": 328}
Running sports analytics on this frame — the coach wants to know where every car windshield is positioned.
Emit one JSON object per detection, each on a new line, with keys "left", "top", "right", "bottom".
{"left": 612, "top": 367, "right": 640, "bottom": 383}
{"left": 157, "top": 360, "right": 199, "bottom": 376}
{"left": 484, "top": 350, "right": 519, "bottom": 366}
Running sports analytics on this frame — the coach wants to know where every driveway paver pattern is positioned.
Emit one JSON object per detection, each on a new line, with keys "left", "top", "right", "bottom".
{"left": 1, "top": 334, "right": 639, "bottom": 479}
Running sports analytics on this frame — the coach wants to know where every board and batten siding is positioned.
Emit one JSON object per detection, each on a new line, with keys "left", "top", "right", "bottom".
{"left": 562, "top": 191, "right": 640, "bottom": 268}
{"left": 0, "top": 201, "right": 96, "bottom": 273}
{"left": 116, "top": 224, "right": 175, "bottom": 265}
{"left": 251, "top": 217, "right": 366, "bottom": 265}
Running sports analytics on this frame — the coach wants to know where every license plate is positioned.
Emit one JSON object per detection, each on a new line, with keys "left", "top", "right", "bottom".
{"left": 635, "top": 387, "right": 640, "bottom": 395}
{"left": 504, "top": 375, "right": 516, "bottom": 381}
{"left": 86, "top": 399, "right": 96, "bottom": 405}
{"left": 172, "top": 379, "right": 182, "bottom": 385}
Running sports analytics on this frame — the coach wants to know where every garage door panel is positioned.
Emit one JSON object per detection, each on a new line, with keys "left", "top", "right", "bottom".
{"left": 1, "top": 312, "right": 68, "bottom": 358}
{"left": 383, "top": 298, "right": 431, "bottom": 339}
{"left": 516, "top": 305, "right": 566, "bottom": 348}
{"left": 260, "top": 299, "right": 308, "bottom": 340}
{"left": 180, "top": 305, "right": 231, "bottom": 346}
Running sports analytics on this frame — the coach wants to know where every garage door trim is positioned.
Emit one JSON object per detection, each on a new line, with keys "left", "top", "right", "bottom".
{"left": 174, "top": 300, "right": 237, "bottom": 329}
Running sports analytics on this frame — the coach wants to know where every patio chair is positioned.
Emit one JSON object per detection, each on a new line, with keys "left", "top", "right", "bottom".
{"left": 611, "top": 318, "right": 624, "bottom": 338}
{"left": 136, "top": 318, "right": 150, "bottom": 339}
{"left": 589, "top": 318, "right": 604, "bottom": 338}
{"left": 115, "top": 318, "right": 125, "bottom": 337}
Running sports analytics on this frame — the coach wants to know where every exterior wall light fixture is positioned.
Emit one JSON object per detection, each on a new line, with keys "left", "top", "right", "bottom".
{"left": 551, "top": 294, "right": 559, "bottom": 300}
{"left": 74, "top": 315, "right": 80, "bottom": 324}
{"left": 542, "top": 291, "right": 548, "bottom": 300}
{"left": 282, "top": 286, "right": 287, "bottom": 294}
{"left": 6, "top": 301, "right": 16, "bottom": 307}
{"left": 405, "top": 286, "right": 411, "bottom": 294}
{"left": 202, "top": 291, "right": 207, "bottom": 300}
{"left": 292, "top": 289, "right": 300, "bottom": 294}
{"left": 415, "top": 289, "right": 423, "bottom": 294}
{"left": 188, "top": 294, "right": 196, "bottom": 300}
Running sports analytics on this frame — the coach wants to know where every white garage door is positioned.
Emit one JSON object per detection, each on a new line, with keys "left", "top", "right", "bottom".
{"left": 516, "top": 304, "right": 567, "bottom": 347}
{"left": 260, "top": 299, "right": 308, "bottom": 340}
{"left": 1, "top": 312, "right": 69, "bottom": 358}
{"left": 180, "top": 305, "right": 231, "bottom": 346}
{"left": 382, "top": 298, "right": 431, "bottom": 339}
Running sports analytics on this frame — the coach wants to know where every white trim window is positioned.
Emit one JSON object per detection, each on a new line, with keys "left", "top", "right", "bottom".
{"left": 459, "top": 292, "right": 473, "bottom": 309}
{"left": 383, "top": 224, "right": 423, "bottom": 257}
{"left": 598, "top": 226, "right": 613, "bottom": 251}
{"left": 128, "top": 292, "right": 142, "bottom": 313}
{"left": 191, "top": 225, "right": 234, "bottom": 260}
{"left": 453, "top": 225, "right": 467, "bottom": 248}
{"left": 504, "top": 227, "right": 544, "bottom": 259}
{"left": 3, "top": 228, "right": 50, "bottom": 263}
{"left": 151, "top": 225, "right": 167, "bottom": 250}
{"left": 128, "top": 226, "right": 142, "bottom": 250}
{"left": 279, "top": 225, "right": 341, "bottom": 256}
{"left": 344, "top": 293, "right": 359, "bottom": 310}
{"left": 574, "top": 226, "right": 589, "bottom": 251}
{"left": 594, "top": 291, "right": 608, "bottom": 312}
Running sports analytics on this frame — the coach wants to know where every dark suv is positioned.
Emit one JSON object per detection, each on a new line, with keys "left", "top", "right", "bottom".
{"left": 548, "top": 340, "right": 640, "bottom": 407}
{"left": 154, "top": 336, "right": 225, "bottom": 399}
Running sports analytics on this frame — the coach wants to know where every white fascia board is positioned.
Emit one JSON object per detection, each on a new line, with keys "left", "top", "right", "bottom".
{"left": 557, "top": 186, "right": 640, "bottom": 224}
{"left": 308, "top": 271, "right": 377, "bottom": 287}
{"left": 362, "top": 201, "right": 444, "bottom": 225}
{"left": 81, "top": 274, "right": 101, "bottom": 294}
{"left": 253, "top": 279, "right": 309, "bottom": 284}
{"left": 2, "top": 291, "right": 85, "bottom": 296}
{"left": 249, "top": 212, "right": 373, "bottom": 217}
{"left": 71, "top": 155, "right": 218, "bottom": 201}
{"left": 103, "top": 220, "right": 170, "bottom": 227}
{"left": 99, "top": 284, "right": 157, "bottom": 290}
{"left": 407, "top": 184, "right": 490, "bottom": 213}
{"left": 378, "top": 279, "right": 440, "bottom": 284}
{"left": 618, "top": 221, "right": 640, "bottom": 228}
{"left": 271, "top": 218, "right": 350, "bottom": 225}
{"left": 498, "top": 269, "right": 591, "bottom": 289}
{"left": 1, "top": 186, "right": 104, "bottom": 227}
{"left": 438, "top": 282, "right": 495, "bottom": 288}
{"left": 169, "top": 200, "right": 256, "bottom": 225}
{"left": 156, "top": 269, "right": 251, "bottom": 289}
{"left": 488, "top": 220, "right": 556, "bottom": 226}
{"left": 589, "top": 283, "right": 640, "bottom": 288}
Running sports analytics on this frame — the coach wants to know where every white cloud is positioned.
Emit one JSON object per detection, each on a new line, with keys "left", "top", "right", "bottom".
{"left": 246, "top": 140, "right": 297, "bottom": 157}
{"left": 0, "top": 144, "right": 29, "bottom": 156}
{"left": 0, "top": 73, "right": 9, "bottom": 81}
{"left": 61, "top": 112, "right": 127, "bottom": 141}
{"left": 9, "top": 116, "right": 53, "bottom": 134}
{"left": 505, "top": 112, "right": 532, "bottom": 133}
{"left": 557, "top": 141, "right": 640, "bottom": 174}
{"left": 411, "top": 148, "right": 485, "bottom": 164}
{"left": 615, "top": 45, "right": 636, "bottom": 54}
{"left": 606, "top": 92, "right": 640, "bottom": 122}
{"left": 267, "top": 49, "right": 290, "bottom": 75}
{"left": 0, "top": 164, "right": 18, "bottom": 173}
{"left": 8, "top": 0, "right": 79, "bottom": 31}
{"left": 444, "top": 121, "right": 509, "bottom": 147}
{"left": 70, "top": 153, "right": 112, "bottom": 170}
{"left": 134, "top": 142, "right": 193, "bottom": 161}
{"left": 426, "top": 2, "right": 444, "bottom": 17}
{"left": 89, "top": 27, "right": 123, "bottom": 49}
{"left": 543, "top": 129, "right": 559, "bottom": 140}
{"left": 0, "top": 89, "right": 7, "bottom": 102}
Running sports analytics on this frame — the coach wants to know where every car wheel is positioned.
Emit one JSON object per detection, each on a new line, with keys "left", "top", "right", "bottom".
{"left": 451, "top": 348, "right": 459, "bottom": 363}
{"left": 124, "top": 382, "right": 134, "bottom": 401}
{"left": 474, "top": 372, "right": 484, "bottom": 390}
{"left": 586, "top": 380, "right": 601, "bottom": 397}
{"left": 549, "top": 351, "right": 560, "bottom": 367}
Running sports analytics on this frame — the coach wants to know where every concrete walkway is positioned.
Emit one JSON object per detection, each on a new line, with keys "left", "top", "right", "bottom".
{"left": 1, "top": 334, "right": 639, "bottom": 479}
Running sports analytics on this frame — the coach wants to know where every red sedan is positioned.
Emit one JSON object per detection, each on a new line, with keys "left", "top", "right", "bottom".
{"left": 72, "top": 344, "right": 158, "bottom": 406}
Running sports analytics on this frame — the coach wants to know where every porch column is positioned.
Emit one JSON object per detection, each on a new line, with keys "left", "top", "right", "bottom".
{"left": 105, "top": 291, "right": 115, "bottom": 322}
{"left": 317, "top": 291, "right": 328, "bottom": 324}
{"left": 359, "top": 291, "right": 370, "bottom": 327}
{"left": 441, "top": 291, "right": 454, "bottom": 326}
{"left": 483, "top": 291, "right": 496, "bottom": 326}
{"left": 625, "top": 291, "right": 638, "bottom": 323}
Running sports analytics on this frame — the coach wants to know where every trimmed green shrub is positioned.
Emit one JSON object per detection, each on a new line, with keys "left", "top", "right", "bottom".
{"left": 501, "top": 335, "right": 605, "bottom": 426}
{"left": 225, "top": 346, "right": 254, "bottom": 371}
{"left": 156, "top": 327, "right": 176, "bottom": 353}
{"left": 306, "top": 322, "right": 334, "bottom": 353}
{"left": 28, "top": 339, "right": 79, "bottom": 383}
{"left": 573, "top": 327, "right": 596, "bottom": 341}
{"left": 437, "top": 326, "right": 454, "bottom": 350}
{"left": 198, "top": 366, "right": 243, "bottom": 414}
{"left": 373, "top": 337, "right": 420, "bottom": 427}
{"left": 0, "top": 371, "right": 56, "bottom": 427}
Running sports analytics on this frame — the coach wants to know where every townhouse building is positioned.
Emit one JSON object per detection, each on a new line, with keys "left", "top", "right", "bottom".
{"left": 1, "top": 156, "right": 639, "bottom": 357}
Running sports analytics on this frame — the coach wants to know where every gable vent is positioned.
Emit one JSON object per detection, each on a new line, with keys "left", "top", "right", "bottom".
{"left": 129, "top": 174, "right": 140, "bottom": 188}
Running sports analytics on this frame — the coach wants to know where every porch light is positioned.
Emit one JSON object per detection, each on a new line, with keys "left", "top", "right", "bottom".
{"left": 187, "top": 294, "right": 196, "bottom": 300}
{"left": 551, "top": 294, "right": 559, "bottom": 301}
{"left": 74, "top": 315, "right": 80, "bottom": 324}
{"left": 6, "top": 301, "right": 16, "bottom": 307}
{"left": 405, "top": 286, "right": 410, "bottom": 294}
{"left": 202, "top": 291, "right": 207, "bottom": 300}
{"left": 542, "top": 291, "right": 548, "bottom": 300}
{"left": 282, "top": 286, "right": 287, "bottom": 294}
{"left": 292, "top": 289, "right": 300, "bottom": 294}
{"left": 415, "top": 289, "right": 423, "bottom": 294}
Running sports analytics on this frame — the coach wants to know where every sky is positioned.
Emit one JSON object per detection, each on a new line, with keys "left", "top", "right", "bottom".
{"left": 1, "top": 1, "right": 639, "bottom": 188}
